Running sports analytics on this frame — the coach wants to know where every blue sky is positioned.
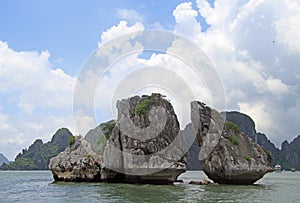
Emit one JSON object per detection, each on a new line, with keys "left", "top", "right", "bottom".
{"left": 0, "top": 0, "right": 205, "bottom": 76}
{"left": 1, "top": 0, "right": 300, "bottom": 160}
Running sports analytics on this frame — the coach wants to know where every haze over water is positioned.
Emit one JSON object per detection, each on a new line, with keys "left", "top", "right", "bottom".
{"left": 0, "top": 171, "right": 299, "bottom": 202}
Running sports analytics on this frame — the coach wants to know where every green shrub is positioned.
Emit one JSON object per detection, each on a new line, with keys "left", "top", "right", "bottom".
{"left": 244, "top": 155, "right": 251, "bottom": 162}
{"left": 226, "top": 121, "right": 241, "bottom": 133}
{"left": 102, "top": 120, "right": 116, "bottom": 139}
{"left": 68, "top": 136, "right": 75, "bottom": 146}
{"left": 266, "top": 150, "right": 273, "bottom": 158}
{"left": 228, "top": 135, "right": 239, "bottom": 145}
{"left": 135, "top": 98, "right": 152, "bottom": 116}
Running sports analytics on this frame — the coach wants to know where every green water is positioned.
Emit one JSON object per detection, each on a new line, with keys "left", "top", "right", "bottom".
{"left": 0, "top": 170, "right": 299, "bottom": 202}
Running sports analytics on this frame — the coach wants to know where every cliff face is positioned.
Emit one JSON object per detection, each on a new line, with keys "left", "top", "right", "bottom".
{"left": 280, "top": 136, "right": 300, "bottom": 169}
{"left": 85, "top": 120, "right": 116, "bottom": 154}
{"left": 50, "top": 94, "right": 186, "bottom": 184}
{"left": 222, "top": 112, "right": 256, "bottom": 140}
{"left": 191, "top": 101, "right": 273, "bottom": 184}
{"left": 225, "top": 111, "right": 300, "bottom": 170}
{"left": 102, "top": 94, "right": 186, "bottom": 184}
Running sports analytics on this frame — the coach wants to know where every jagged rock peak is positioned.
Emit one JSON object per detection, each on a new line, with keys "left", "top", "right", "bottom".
{"left": 191, "top": 101, "right": 273, "bottom": 184}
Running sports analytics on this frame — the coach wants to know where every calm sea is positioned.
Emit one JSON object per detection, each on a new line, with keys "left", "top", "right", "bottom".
{"left": 0, "top": 170, "right": 299, "bottom": 203}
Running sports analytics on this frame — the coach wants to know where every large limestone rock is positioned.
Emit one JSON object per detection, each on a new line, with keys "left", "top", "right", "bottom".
{"left": 102, "top": 94, "right": 186, "bottom": 184}
{"left": 49, "top": 94, "right": 186, "bottom": 184}
{"left": 49, "top": 137, "right": 102, "bottom": 182}
{"left": 191, "top": 101, "right": 273, "bottom": 184}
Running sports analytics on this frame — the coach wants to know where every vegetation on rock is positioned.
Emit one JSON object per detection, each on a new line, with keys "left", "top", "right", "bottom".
{"left": 135, "top": 93, "right": 166, "bottom": 117}
{"left": 0, "top": 128, "right": 72, "bottom": 170}
{"left": 226, "top": 121, "right": 241, "bottom": 133}
{"left": 135, "top": 98, "right": 152, "bottom": 117}
{"left": 102, "top": 120, "right": 116, "bottom": 140}
{"left": 68, "top": 136, "right": 75, "bottom": 146}
{"left": 228, "top": 135, "right": 239, "bottom": 145}
{"left": 244, "top": 155, "right": 251, "bottom": 162}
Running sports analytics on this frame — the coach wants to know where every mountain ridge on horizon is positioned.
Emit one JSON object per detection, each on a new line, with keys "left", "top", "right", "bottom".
{"left": 1, "top": 110, "right": 299, "bottom": 171}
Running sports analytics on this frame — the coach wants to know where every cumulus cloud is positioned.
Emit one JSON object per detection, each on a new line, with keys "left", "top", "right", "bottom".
{"left": 168, "top": 0, "right": 300, "bottom": 146}
{"left": 173, "top": 2, "right": 202, "bottom": 38}
{"left": 0, "top": 41, "right": 77, "bottom": 159}
{"left": 99, "top": 21, "right": 144, "bottom": 45}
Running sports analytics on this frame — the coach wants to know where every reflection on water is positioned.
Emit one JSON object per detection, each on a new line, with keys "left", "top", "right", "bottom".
{"left": 0, "top": 170, "right": 299, "bottom": 202}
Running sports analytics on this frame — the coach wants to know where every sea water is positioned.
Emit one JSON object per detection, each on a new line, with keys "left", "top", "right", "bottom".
{"left": 0, "top": 170, "right": 299, "bottom": 202}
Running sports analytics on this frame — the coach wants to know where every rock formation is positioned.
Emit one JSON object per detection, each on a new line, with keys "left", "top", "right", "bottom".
{"left": 49, "top": 136, "right": 102, "bottom": 182}
{"left": 191, "top": 101, "right": 273, "bottom": 184}
{"left": 102, "top": 93, "right": 186, "bottom": 184}
{"left": 224, "top": 111, "right": 280, "bottom": 166}
{"left": 49, "top": 94, "right": 186, "bottom": 184}
{"left": 1, "top": 128, "right": 72, "bottom": 170}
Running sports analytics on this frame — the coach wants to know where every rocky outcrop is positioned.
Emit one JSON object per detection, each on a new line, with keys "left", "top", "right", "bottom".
{"left": 224, "top": 112, "right": 280, "bottom": 166}
{"left": 49, "top": 137, "right": 102, "bottom": 182}
{"left": 102, "top": 94, "right": 186, "bottom": 184}
{"left": 49, "top": 94, "right": 186, "bottom": 184}
{"left": 85, "top": 120, "right": 116, "bottom": 154}
{"left": 192, "top": 101, "right": 273, "bottom": 184}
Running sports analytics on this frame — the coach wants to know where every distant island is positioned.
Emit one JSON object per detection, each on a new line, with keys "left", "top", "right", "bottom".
{"left": 1, "top": 99, "right": 300, "bottom": 171}
{"left": 0, "top": 153, "right": 9, "bottom": 166}
{"left": 0, "top": 128, "right": 72, "bottom": 170}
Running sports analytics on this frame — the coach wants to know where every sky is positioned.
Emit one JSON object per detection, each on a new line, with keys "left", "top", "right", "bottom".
{"left": 0, "top": 0, "right": 300, "bottom": 160}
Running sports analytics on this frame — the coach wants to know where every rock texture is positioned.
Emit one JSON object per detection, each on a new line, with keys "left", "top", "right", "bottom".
{"left": 49, "top": 137, "right": 102, "bottom": 182}
{"left": 102, "top": 94, "right": 186, "bottom": 184}
{"left": 225, "top": 111, "right": 300, "bottom": 170}
{"left": 182, "top": 123, "right": 201, "bottom": 170}
{"left": 224, "top": 112, "right": 280, "bottom": 166}
{"left": 192, "top": 101, "right": 273, "bottom": 184}
{"left": 49, "top": 94, "right": 186, "bottom": 184}
{"left": 85, "top": 120, "right": 116, "bottom": 154}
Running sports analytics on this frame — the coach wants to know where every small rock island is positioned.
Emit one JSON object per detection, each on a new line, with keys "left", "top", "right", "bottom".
{"left": 49, "top": 94, "right": 273, "bottom": 185}
{"left": 49, "top": 93, "right": 186, "bottom": 184}
{"left": 191, "top": 101, "right": 273, "bottom": 184}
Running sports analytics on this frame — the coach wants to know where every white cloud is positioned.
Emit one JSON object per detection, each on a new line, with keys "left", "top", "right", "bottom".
{"left": 0, "top": 41, "right": 77, "bottom": 159}
{"left": 99, "top": 21, "right": 144, "bottom": 45}
{"left": 116, "top": 8, "right": 144, "bottom": 24}
{"left": 173, "top": 2, "right": 202, "bottom": 38}
{"left": 238, "top": 101, "right": 272, "bottom": 134}
{"left": 0, "top": 112, "right": 10, "bottom": 130}
{"left": 0, "top": 41, "right": 76, "bottom": 115}
{"left": 274, "top": 0, "right": 300, "bottom": 53}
